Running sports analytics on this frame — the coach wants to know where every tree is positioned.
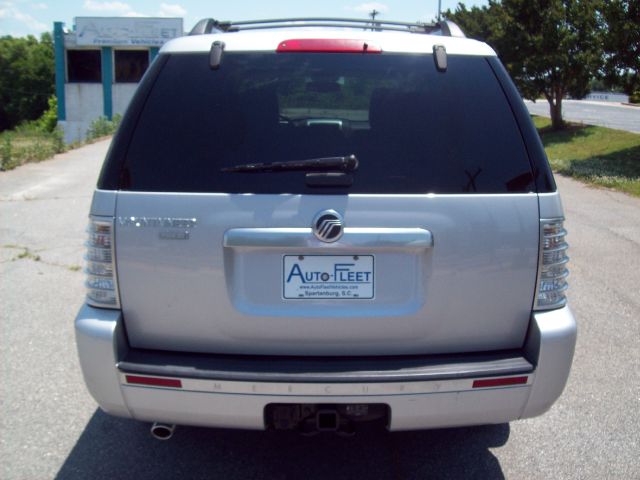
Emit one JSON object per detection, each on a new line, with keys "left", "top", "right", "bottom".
{"left": 443, "top": 2, "right": 505, "bottom": 46}
{"left": 446, "top": 0, "right": 603, "bottom": 130}
{"left": 601, "top": 0, "right": 640, "bottom": 95}
{"left": 0, "top": 33, "right": 55, "bottom": 132}
{"left": 500, "top": 0, "right": 602, "bottom": 129}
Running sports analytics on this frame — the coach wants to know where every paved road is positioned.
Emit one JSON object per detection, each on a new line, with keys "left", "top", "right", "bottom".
{"left": 1, "top": 140, "right": 639, "bottom": 479}
{"left": 525, "top": 99, "right": 640, "bottom": 133}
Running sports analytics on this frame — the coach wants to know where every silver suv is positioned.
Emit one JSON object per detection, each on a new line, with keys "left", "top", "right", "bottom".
{"left": 76, "top": 18, "right": 576, "bottom": 439}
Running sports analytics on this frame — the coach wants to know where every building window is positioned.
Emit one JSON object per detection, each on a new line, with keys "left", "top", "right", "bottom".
{"left": 67, "top": 50, "right": 102, "bottom": 83}
{"left": 115, "top": 50, "right": 149, "bottom": 83}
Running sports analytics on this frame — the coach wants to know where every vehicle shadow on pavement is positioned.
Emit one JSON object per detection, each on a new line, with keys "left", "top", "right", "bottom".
{"left": 55, "top": 410, "right": 508, "bottom": 479}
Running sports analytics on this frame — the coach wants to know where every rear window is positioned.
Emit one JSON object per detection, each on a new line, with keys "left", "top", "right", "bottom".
{"left": 119, "top": 52, "right": 534, "bottom": 194}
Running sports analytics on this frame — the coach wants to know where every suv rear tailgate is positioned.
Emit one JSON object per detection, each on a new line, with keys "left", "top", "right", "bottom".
{"left": 115, "top": 192, "right": 539, "bottom": 355}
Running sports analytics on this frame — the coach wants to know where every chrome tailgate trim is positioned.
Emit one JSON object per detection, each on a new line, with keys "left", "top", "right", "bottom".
{"left": 224, "top": 227, "right": 433, "bottom": 249}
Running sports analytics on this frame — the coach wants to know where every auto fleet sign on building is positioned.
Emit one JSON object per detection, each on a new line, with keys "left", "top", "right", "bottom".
{"left": 75, "top": 17, "right": 183, "bottom": 46}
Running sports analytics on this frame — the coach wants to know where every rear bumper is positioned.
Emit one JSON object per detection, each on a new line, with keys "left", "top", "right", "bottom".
{"left": 75, "top": 304, "right": 576, "bottom": 431}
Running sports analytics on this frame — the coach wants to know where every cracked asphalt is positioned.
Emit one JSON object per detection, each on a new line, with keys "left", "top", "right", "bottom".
{"left": 1, "top": 139, "right": 639, "bottom": 479}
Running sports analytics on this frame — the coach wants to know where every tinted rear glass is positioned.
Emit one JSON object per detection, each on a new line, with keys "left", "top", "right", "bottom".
{"left": 120, "top": 52, "right": 534, "bottom": 193}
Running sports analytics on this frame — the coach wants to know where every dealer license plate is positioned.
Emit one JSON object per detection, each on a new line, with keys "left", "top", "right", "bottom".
{"left": 283, "top": 255, "right": 374, "bottom": 299}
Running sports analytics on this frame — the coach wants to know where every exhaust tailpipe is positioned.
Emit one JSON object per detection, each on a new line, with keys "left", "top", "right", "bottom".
{"left": 150, "top": 422, "right": 175, "bottom": 440}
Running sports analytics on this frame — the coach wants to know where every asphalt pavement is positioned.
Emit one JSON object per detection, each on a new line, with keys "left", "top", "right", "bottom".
{"left": 1, "top": 139, "right": 639, "bottom": 479}
{"left": 525, "top": 99, "right": 640, "bottom": 133}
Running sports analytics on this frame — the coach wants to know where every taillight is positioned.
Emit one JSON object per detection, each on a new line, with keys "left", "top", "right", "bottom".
{"left": 535, "top": 219, "right": 569, "bottom": 310}
{"left": 85, "top": 217, "right": 119, "bottom": 308}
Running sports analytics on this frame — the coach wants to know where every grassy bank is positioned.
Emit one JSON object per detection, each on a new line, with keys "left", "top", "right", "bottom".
{"left": 0, "top": 129, "right": 65, "bottom": 171}
{"left": 0, "top": 114, "right": 121, "bottom": 172}
{"left": 534, "top": 116, "right": 640, "bottom": 197}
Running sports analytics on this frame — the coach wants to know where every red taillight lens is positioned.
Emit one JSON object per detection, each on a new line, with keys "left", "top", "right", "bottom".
{"left": 277, "top": 39, "right": 382, "bottom": 53}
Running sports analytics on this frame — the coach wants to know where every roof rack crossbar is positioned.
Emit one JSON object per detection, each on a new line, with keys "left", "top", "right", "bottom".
{"left": 188, "top": 17, "right": 465, "bottom": 38}
{"left": 229, "top": 17, "right": 435, "bottom": 29}
{"left": 233, "top": 22, "right": 433, "bottom": 34}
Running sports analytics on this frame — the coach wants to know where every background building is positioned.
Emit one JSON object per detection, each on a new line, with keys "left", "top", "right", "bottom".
{"left": 54, "top": 17, "right": 183, "bottom": 143}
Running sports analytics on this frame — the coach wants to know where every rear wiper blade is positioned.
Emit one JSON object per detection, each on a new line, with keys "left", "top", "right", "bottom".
{"left": 221, "top": 155, "right": 358, "bottom": 173}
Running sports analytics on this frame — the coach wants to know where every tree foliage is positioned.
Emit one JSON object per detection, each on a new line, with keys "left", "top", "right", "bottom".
{"left": 447, "top": 0, "right": 604, "bottom": 130}
{"left": 442, "top": 2, "right": 505, "bottom": 47}
{"left": 0, "top": 33, "right": 55, "bottom": 132}
{"left": 500, "top": 0, "right": 602, "bottom": 129}
{"left": 601, "top": 0, "right": 640, "bottom": 95}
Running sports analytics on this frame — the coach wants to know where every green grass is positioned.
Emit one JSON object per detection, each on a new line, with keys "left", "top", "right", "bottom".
{"left": 0, "top": 115, "right": 120, "bottom": 171}
{"left": 0, "top": 129, "right": 65, "bottom": 171}
{"left": 533, "top": 116, "right": 640, "bottom": 197}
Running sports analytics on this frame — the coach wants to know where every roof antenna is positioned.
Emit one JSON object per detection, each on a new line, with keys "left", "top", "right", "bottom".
{"left": 369, "top": 9, "right": 380, "bottom": 31}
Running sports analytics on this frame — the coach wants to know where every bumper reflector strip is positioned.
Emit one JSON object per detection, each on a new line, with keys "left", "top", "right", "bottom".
{"left": 472, "top": 376, "right": 528, "bottom": 389}
{"left": 126, "top": 375, "right": 182, "bottom": 388}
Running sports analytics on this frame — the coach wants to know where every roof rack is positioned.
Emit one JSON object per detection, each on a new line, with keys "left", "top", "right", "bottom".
{"left": 189, "top": 17, "right": 465, "bottom": 38}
